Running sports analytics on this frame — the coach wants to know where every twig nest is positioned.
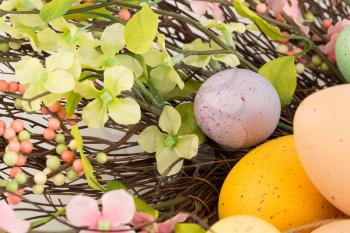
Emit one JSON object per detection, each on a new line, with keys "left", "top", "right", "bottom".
{"left": 194, "top": 69, "right": 281, "bottom": 148}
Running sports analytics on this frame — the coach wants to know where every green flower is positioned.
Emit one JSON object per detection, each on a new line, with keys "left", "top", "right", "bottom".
{"left": 78, "top": 66, "right": 141, "bottom": 128}
{"left": 142, "top": 34, "right": 184, "bottom": 94}
{"left": 15, "top": 51, "right": 79, "bottom": 111}
{"left": 0, "top": 0, "right": 43, "bottom": 10}
{"left": 138, "top": 106, "right": 199, "bottom": 176}
{"left": 76, "top": 23, "right": 142, "bottom": 77}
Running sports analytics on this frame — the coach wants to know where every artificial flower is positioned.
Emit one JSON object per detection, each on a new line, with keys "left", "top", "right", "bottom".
{"left": 0, "top": 201, "right": 30, "bottom": 233}
{"left": 15, "top": 51, "right": 80, "bottom": 111}
{"left": 142, "top": 34, "right": 184, "bottom": 94}
{"left": 320, "top": 19, "right": 350, "bottom": 63}
{"left": 189, "top": 0, "right": 224, "bottom": 21}
{"left": 66, "top": 190, "right": 136, "bottom": 233}
{"left": 0, "top": 0, "right": 43, "bottom": 11}
{"left": 133, "top": 212, "right": 189, "bottom": 233}
{"left": 78, "top": 66, "right": 141, "bottom": 128}
{"left": 138, "top": 106, "right": 199, "bottom": 176}
{"left": 183, "top": 38, "right": 240, "bottom": 68}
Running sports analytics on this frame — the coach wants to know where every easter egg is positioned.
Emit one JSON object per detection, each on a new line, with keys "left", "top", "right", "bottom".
{"left": 207, "top": 215, "right": 280, "bottom": 233}
{"left": 312, "top": 220, "right": 350, "bottom": 233}
{"left": 336, "top": 25, "right": 350, "bottom": 83}
{"left": 218, "top": 136, "right": 340, "bottom": 231}
{"left": 194, "top": 68, "right": 280, "bottom": 148}
{"left": 294, "top": 84, "right": 350, "bottom": 215}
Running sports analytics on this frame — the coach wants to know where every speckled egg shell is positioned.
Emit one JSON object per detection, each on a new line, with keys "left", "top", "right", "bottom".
{"left": 194, "top": 69, "right": 281, "bottom": 148}
{"left": 312, "top": 220, "right": 350, "bottom": 233}
{"left": 336, "top": 25, "right": 350, "bottom": 83}
{"left": 294, "top": 84, "right": 350, "bottom": 215}
{"left": 207, "top": 215, "right": 280, "bottom": 233}
{"left": 218, "top": 136, "right": 341, "bottom": 231}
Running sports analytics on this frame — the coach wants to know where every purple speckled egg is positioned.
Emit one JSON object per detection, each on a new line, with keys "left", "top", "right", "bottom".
{"left": 194, "top": 69, "right": 281, "bottom": 148}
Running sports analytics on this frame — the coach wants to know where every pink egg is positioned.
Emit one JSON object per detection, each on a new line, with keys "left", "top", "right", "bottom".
{"left": 194, "top": 69, "right": 281, "bottom": 148}
{"left": 20, "top": 140, "right": 33, "bottom": 154}
{"left": 11, "top": 119, "right": 24, "bottom": 133}
{"left": 4, "top": 128, "right": 16, "bottom": 140}
{"left": 72, "top": 159, "right": 84, "bottom": 173}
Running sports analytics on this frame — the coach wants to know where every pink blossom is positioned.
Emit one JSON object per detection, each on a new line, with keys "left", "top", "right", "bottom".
{"left": 0, "top": 201, "right": 29, "bottom": 233}
{"left": 266, "top": 0, "right": 310, "bottom": 34}
{"left": 66, "top": 190, "right": 136, "bottom": 233}
{"left": 321, "top": 19, "right": 350, "bottom": 63}
{"left": 189, "top": 1, "right": 224, "bottom": 21}
{"left": 133, "top": 212, "right": 189, "bottom": 233}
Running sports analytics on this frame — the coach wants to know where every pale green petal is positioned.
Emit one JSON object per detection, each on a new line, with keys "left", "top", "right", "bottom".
{"left": 74, "top": 81, "right": 100, "bottom": 99}
{"left": 142, "top": 48, "right": 165, "bottom": 67}
{"left": 155, "top": 147, "right": 183, "bottom": 176}
{"left": 15, "top": 56, "right": 44, "bottom": 84}
{"left": 104, "top": 66, "right": 134, "bottom": 94}
{"left": 175, "top": 134, "right": 199, "bottom": 159}
{"left": 43, "top": 93, "right": 62, "bottom": 107}
{"left": 77, "top": 47, "right": 103, "bottom": 68}
{"left": 50, "top": 17, "right": 77, "bottom": 34}
{"left": 44, "top": 70, "right": 74, "bottom": 93}
{"left": 212, "top": 54, "right": 240, "bottom": 68}
{"left": 76, "top": 32, "right": 99, "bottom": 48}
{"left": 10, "top": 15, "right": 45, "bottom": 28}
{"left": 108, "top": 97, "right": 141, "bottom": 125}
{"left": 183, "top": 38, "right": 211, "bottom": 51}
{"left": 168, "top": 66, "right": 184, "bottom": 89}
{"left": 159, "top": 105, "right": 181, "bottom": 135}
{"left": 22, "top": 84, "right": 44, "bottom": 112}
{"left": 82, "top": 99, "right": 108, "bottom": 128}
{"left": 67, "top": 59, "right": 82, "bottom": 80}
{"left": 227, "top": 22, "right": 246, "bottom": 33}
{"left": 100, "top": 23, "right": 125, "bottom": 55}
{"left": 157, "top": 33, "right": 170, "bottom": 59}
{"left": 138, "top": 125, "right": 166, "bottom": 153}
{"left": 150, "top": 65, "right": 178, "bottom": 94}
{"left": 1, "top": 0, "right": 17, "bottom": 10}
{"left": 183, "top": 55, "right": 211, "bottom": 68}
{"left": 46, "top": 51, "right": 74, "bottom": 71}
{"left": 37, "top": 27, "right": 60, "bottom": 52}
{"left": 115, "top": 54, "right": 143, "bottom": 78}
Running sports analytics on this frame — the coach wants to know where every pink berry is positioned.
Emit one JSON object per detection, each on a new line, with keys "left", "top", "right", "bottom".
{"left": 41, "top": 106, "right": 49, "bottom": 115}
{"left": 7, "top": 81, "right": 18, "bottom": 93}
{"left": 118, "top": 9, "right": 131, "bottom": 21}
{"left": 43, "top": 128, "right": 56, "bottom": 141}
{"left": 7, "top": 193, "right": 22, "bottom": 205}
{"left": 61, "top": 151, "right": 74, "bottom": 163}
{"left": 0, "top": 119, "right": 6, "bottom": 129}
{"left": 8, "top": 141, "right": 20, "bottom": 153}
{"left": 4, "top": 128, "right": 16, "bottom": 140}
{"left": 256, "top": 3, "right": 267, "bottom": 14}
{"left": 9, "top": 166, "right": 22, "bottom": 178}
{"left": 20, "top": 140, "right": 33, "bottom": 154}
{"left": 0, "top": 80, "right": 8, "bottom": 92}
{"left": 279, "top": 31, "right": 289, "bottom": 43}
{"left": 57, "top": 107, "right": 66, "bottom": 121}
{"left": 48, "top": 118, "right": 60, "bottom": 131}
{"left": 323, "top": 19, "right": 332, "bottom": 29}
{"left": 18, "top": 84, "right": 25, "bottom": 94}
{"left": 11, "top": 119, "right": 24, "bottom": 133}
{"left": 72, "top": 159, "right": 84, "bottom": 173}
{"left": 16, "top": 154, "right": 27, "bottom": 166}
{"left": 48, "top": 102, "right": 61, "bottom": 113}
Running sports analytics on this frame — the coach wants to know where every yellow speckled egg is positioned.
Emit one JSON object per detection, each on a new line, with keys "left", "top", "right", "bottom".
{"left": 312, "top": 220, "right": 350, "bottom": 233}
{"left": 207, "top": 215, "right": 280, "bottom": 233}
{"left": 218, "top": 136, "right": 340, "bottom": 231}
{"left": 294, "top": 84, "right": 350, "bottom": 215}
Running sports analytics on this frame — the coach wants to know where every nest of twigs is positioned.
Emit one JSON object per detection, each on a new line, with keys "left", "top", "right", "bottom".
{"left": 0, "top": 0, "right": 348, "bottom": 230}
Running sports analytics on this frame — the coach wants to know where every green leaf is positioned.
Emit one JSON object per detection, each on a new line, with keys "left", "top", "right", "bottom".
{"left": 176, "top": 103, "right": 205, "bottom": 144}
{"left": 175, "top": 224, "right": 206, "bottom": 233}
{"left": 39, "top": 0, "right": 78, "bottom": 23}
{"left": 258, "top": 56, "right": 297, "bottom": 107}
{"left": 65, "top": 91, "right": 82, "bottom": 117}
{"left": 163, "top": 80, "right": 201, "bottom": 101}
{"left": 105, "top": 180, "right": 126, "bottom": 191}
{"left": 71, "top": 126, "right": 106, "bottom": 191}
{"left": 135, "top": 197, "right": 159, "bottom": 219}
{"left": 233, "top": 0, "right": 283, "bottom": 40}
{"left": 64, "top": 3, "right": 111, "bottom": 20}
{"left": 124, "top": 4, "right": 159, "bottom": 54}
